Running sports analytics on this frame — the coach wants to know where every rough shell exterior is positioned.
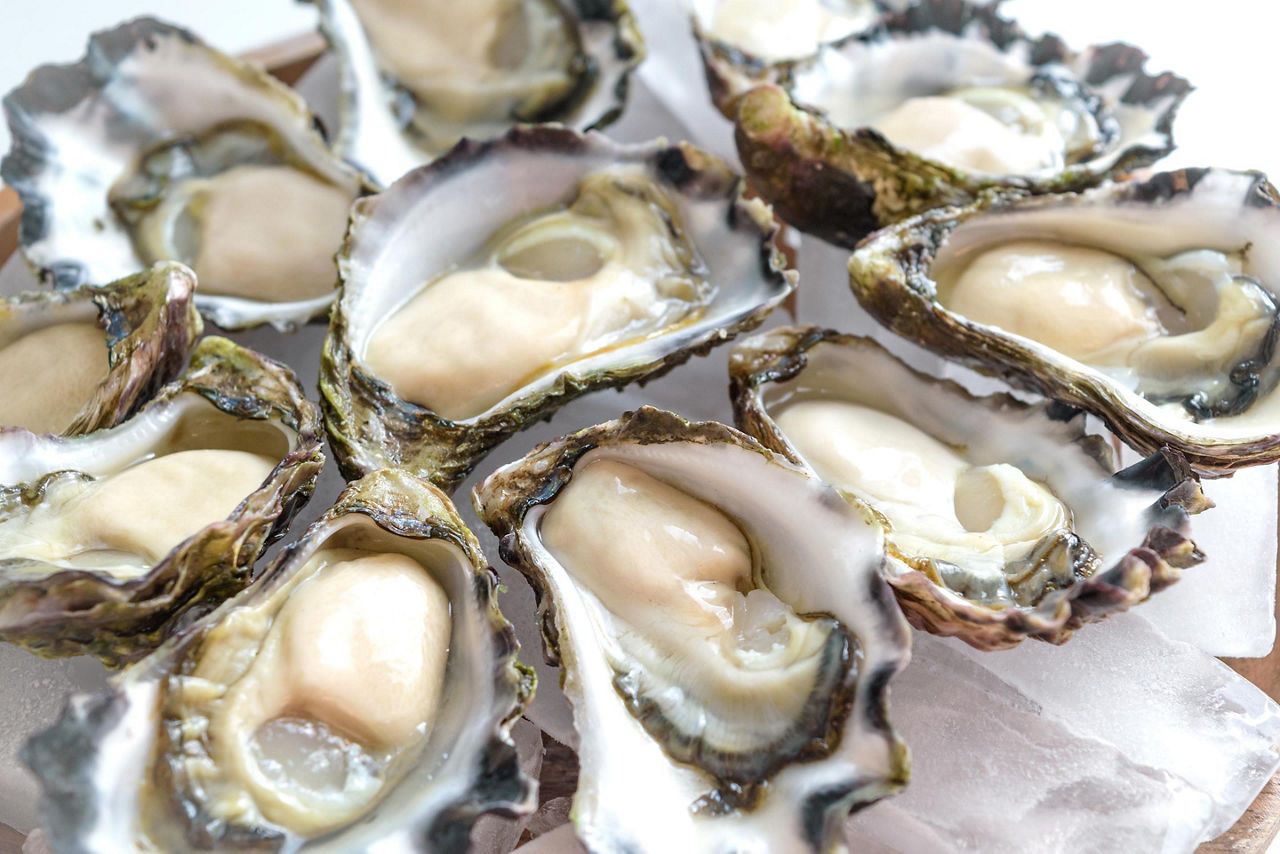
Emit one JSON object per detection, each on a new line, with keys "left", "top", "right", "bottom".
{"left": 729, "top": 327, "right": 1210, "bottom": 650}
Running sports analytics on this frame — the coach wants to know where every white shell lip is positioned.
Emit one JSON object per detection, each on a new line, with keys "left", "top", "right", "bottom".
{"left": 0, "top": 17, "right": 369, "bottom": 332}
{"left": 308, "top": 0, "right": 646, "bottom": 188}
{"left": 21, "top": 470, "right": 535, "bottom": 853}
{"left": 473, "top": 407, "right": 912, "bottom": 853}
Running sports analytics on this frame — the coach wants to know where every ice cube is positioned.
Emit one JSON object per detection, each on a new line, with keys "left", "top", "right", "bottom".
{"left": 847, "top": 632, "right": 1217, "bottom": 853}
{"left": 949, "top": 613, "right": 1280, "bottom": 840}
{"left": 1135, "top": 464, "right": 1277, "bottom": 658}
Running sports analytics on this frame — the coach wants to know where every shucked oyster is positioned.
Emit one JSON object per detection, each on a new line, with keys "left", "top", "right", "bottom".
{"left": 321, "top": 127, "right": 794, "bottom": 492}
{"left": 311, "top": 0, "right": 644, "bottom": 186}
{"left": 0, "top": 337, "right": 324, "bottom": 665}
{"left": 730, "top": 328, "right": 1208, "bottom": 649}
{"left": 732, "top": 0, "right": 1191, "bottom": 247}
{"left": 1, "top": 18, "right": 370, "bottom": 330}
{"left": 23, "top": 470, "right": 534, "bottom": 852}
{"left": 475, "top": 407, "right": 910, "bottom": 851}
{"left": 849, "top": 168, "right": 1280, "bottom": 475}
{"left": 693, "top": 0, "right": 904, "bottom": 115}
{"left": 0, "top": 261, "right": 200, "bottom": 435}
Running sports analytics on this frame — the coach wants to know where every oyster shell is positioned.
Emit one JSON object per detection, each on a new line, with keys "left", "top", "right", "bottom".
{"left": 849, "top": 167, "right": 1280, "bottom": 475}
{"left": 0, "top": 336, "right": 324, "bottom": 666}
{"left": 0, "top": 261, "right": 200, "bottom": 435}
{"left": 732, "top": 0, "right": 1192, "bottom": 247}
{"left": 22, "top": 469, "right": 535, "bottom": 851}
{"left": 321, "top": 127, "right": 795, "bottom": 492}
{"left": 1, "top": 18, "right": 370, "bottom": 331}
{"left": 310, "top": 0, "right": 644, "bottom": 186}
{"left": 729, "top": 327, "right": 1208, "bottom": 649}
{"left": 474, "top": 406, "right": 910, "bottom": 851}
{"left": 693, "top": 0, "right": 902, "bottom": 116}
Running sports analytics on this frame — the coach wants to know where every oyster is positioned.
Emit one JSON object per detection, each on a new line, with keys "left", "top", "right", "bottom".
{"left": 321, "top": 127, "right": 795, "bottom": 492}
{"left": 1, "top": 18, "right": 370, "bottom": 331}
{"left": 849, "top": 167, "right": 1280, "bottom": 475}
{"left": 693, "top": 0, "right": 901, "bottom": 116}
{"left": 310, "top": 0, "right": 644, "bottom": 186}
{"left": 0, "top": 261, "right": 200, "bottom": 435}
{"left": 729, "top": 327, "right": 1208, "bottom": 649}
{"left": 0, "top": 337, "right": 324, "bottom": 665}
{"left": 732, "top": 0, "right": 1191, "bottom": 247}
{"left": 23, "top": 469, "right": 534, "bottom": 851}
{"left": 474, "top": 406, "right": 910, "bottom": 851}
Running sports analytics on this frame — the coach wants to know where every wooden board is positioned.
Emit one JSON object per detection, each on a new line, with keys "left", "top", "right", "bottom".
{"left": 0, "top": 28, "right": 1278, "bottom": 854}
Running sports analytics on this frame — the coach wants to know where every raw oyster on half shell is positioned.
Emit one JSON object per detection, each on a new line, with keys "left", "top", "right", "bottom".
{"left": 0, "top": 261, "right": 200, "bottom": 435}
{"left": 311, "top": 0, "right": 644, "bottom": 186}
{"left": 22, "top": 469, "right": 534, "bottom": 852}
{"left": 0, "top": 337, "right": 324, "bottom": 665}
{"left": 730, "top": 327, "right": 1208, "bottom": 649}
{"left": 321, "top": 127, "right": 794, "bottom": 492}
{"left": 849, "top": 167, "right": 1280, "bottom": 475}
{"left": 474, "top": 407, "right": 910, "bottom": 852}
{"left": 1, "top": 18, "right": 370, "bottom": 330}
{"left": 732, "top": 0, "right": 1191, "bottom": 247}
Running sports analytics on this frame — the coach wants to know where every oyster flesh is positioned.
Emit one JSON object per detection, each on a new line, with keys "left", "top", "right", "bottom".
{"left": 474, "top": 406, "right": 910, "bottom": 852}
{"left": 0, "top": 261, "right": 200, "bottom": 435}
{"left": 732, "top": 0, "right": 1191, "bottom": 247}
{"left": 0, "top": 336, "right": 324, "bottom": 666}
{"left": 730, "top": 327, "right": 1208, "bottom": 649}
{"left": 850, "top": 167, "right": 1280, "bottom": 475}
{"left": 310, "top": 0, "right": 644, "bottom": 186}
{"left": 1, "top": 18, "right": 370, "bottom": 330}
{"left": 321, "top": 127, "right": 795, "bottom": 492}
{"left": 22, "top": 469, "right": 535, "bottom": 852}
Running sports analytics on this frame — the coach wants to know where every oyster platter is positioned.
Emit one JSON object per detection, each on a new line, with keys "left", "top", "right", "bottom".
{"left": 1, "top": 0, "right": 1279, "bottom": 852}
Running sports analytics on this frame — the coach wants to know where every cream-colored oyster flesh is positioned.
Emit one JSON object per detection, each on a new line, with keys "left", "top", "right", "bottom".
{"left": 0, "top": 322, "right": 108, "bottom": 434}
{"left": 0, "top": 398, "right": 293, "bottom": 581}
{"left": 130, "top": 164, "right": 355, "bottom": 303}
{"left": 538, "top": 456, "right": 849, "bottom": 785}
{"left": 351, "top": 0, "right": 580, "bottom": 153}
{"left": 0, "top": 448, "right": 276, "bottom": 580}
{"left": 364, "top": 166, "right": 709, "bottom": 420}
{"left": 936, "top": 238, "right": 1277, "bottom": 428}
{"left": 775, "top": 399, "right": 1072, "bottom": 604}
{"left": 186, "top": 545, "right": 450, "bottom": 836}
{"left": 869, "top": 87, "right": 1094, "bottom": 175}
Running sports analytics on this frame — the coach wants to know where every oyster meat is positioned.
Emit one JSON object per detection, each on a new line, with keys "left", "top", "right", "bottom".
{"left": 731, "top": 0, "right": 1191, "bottom": 247}
{"left": 0, "top": 262, "right": 200, "bottom": 435}
{"left": 0, "top": 337, "right": 324, "bottom": 665}
{"left": 1, "top": 18, "right": 369, "bottom": 330}
{"left": 311, "top": 0, "right": 644, "bottom": 186}
{"left": 474, "top": 407, "right": 909, "bottom": 851}
{"left": 730, "top": 328, "right": 1208, "bottom": 648}
{"left": 322, "top": 128, "right": 794, "bottom": 492}
{"left": 849, "top": 167, "right": 1280, "bottom": 474}
{"left": 23, "top": 470, "right": 534, "bottom": 851}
